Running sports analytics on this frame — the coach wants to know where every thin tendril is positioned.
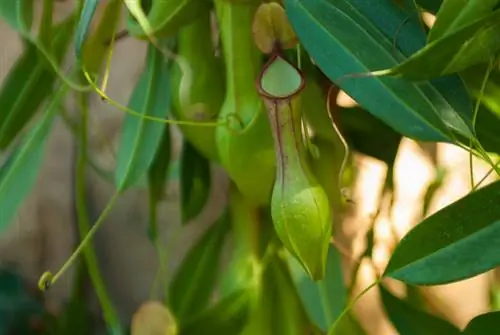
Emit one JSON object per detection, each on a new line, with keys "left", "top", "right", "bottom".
{"left": 473, "top": 159, "right": 500, "bottom": 192}
{"left": 326, "top": 84, "right": 351, "bottom": 203}
{"left": 469, "top": 57, "right": 495, "bottom": 189}
{"left": 39, "top": 191, "right": 121, "bottom": 290}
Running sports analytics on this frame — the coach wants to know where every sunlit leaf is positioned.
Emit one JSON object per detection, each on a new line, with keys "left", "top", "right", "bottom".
{"left": 384, "top": 180, "right": 500, "bottom": 285}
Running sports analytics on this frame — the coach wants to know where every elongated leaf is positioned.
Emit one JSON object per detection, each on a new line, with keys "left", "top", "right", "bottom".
{"left": 179, "top": 289, "right": 250, "bottom": 335}
{"left": 379, "top": 285, "right": 460, "bottom": 335}
{"left": 288, "top": 245, "right": 367, "bottom": 334}
{"left": 115, "top": 42, "right": 171, "bottom": 191}
{"left": 384, "top": 180, "right": 500, "bottom": 285}
{"left": 347, "top": 0, "right": 475, "bottom": 137}
{"left": 180, "top": 141, "right": 211, "bottom": 224}
{"left": 387, "top": 9, "right": 500, "bottom": 80}
{"left": 0, "top": 86, "right": 67, "bottom": 233}
{"left": 168, "top": 212, "right": 230, "bottom": 322}
{"left": 428, "top": 0, "right": 500, "bottom": 42}
{"left": 0, "top": 18, "right": 74, "bottom": 149}
{"left": 462, "top": 311, "right": 500, "bottom": 334}
{"left": 0, "top": 0, "right": 33, "bottom": 32}
{"left": 81, "top": 0, "right": 122, "bottom": 74}
{"left": 74, "top": 0, "right": 98, "bottom": 58}
{"left": 284, "top": 0, "right": 470, "bottom": 142}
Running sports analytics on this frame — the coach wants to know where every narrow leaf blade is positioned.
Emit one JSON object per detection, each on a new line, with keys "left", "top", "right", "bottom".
{"left": 74, "top": 0, "right": 99, "bottom": 58}
{"left": 384, "top": 180, "right": 500, "bottom": 285}
{"left": 115, "top": 42, "right": 171, "bottom": 191}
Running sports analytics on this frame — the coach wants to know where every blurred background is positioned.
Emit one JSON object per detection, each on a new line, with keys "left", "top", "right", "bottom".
{"left": 0, "top": 1, "right": 498, "bottom": 334}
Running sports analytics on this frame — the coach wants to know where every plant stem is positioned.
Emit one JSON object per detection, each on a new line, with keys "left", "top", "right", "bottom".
{"left": 75, "top": 91, "right": 122, "bottom": 334}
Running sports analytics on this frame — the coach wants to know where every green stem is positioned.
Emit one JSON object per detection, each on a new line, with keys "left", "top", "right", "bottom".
{"left": 75, "top": 92, "right": 122, "bottom": 334}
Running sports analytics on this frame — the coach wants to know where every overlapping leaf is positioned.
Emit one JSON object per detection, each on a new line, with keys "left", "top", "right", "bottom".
{"left": 428, "top": 0, "right": 500, "bottom": 42}
{"left": 284, "top": 0, "right": 472, "bottom": 142}
{"left": 115, "top": 42, "right": 171, "bottom": 191}
{"left": 384, "top": 180, "right": 500, "bottom": 285}
{"left": 74, "top": 0, "right": 99, "bottom": 58}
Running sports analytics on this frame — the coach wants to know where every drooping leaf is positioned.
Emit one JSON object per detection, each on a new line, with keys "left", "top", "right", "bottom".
{"left": 428, "top": 0, "right": 500, "bottom": 42}
{"left": 115, "top": 42, "right": 171, "bottom": 191}
{"left": 462, "top": 311, "right": 500, "bottom": 334}
{"left": 284, "top": 0, "right": 470, "bottom": 142}
{"left": 74, "top": 0, "right": 99, "bottom": 58}
{"left": 379, "top": 285, "right": 460, "bottom": 335}
{"left": 0, "top": 17, "right": 74, "bottom": 149}
{"left": 384, "top": 180, "right": 500, "bottom": 285}
{"left": 386, "top": 9, "right": 500, "bottom": 80}
{"left": 148, "top": 125, "right": 171, "bottom": 203}
{"left": 180, "top": 141, "right": 211, "bottom": 224}
{"left": 179, "top": 289, "right": 251, "bottom": 335}
{"left": 168, "top": 212, "right": 230, "bottom": 323}
{"left": 0, "top": 86, "right": 68, "bottom": 234}
{"left": 0, "top": 0, "right": 33, "bottom": 33}
{"left": 80, "top": 0, "right": 122, "bottom": 74}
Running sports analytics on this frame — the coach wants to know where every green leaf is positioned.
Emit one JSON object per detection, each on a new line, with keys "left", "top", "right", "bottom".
{"left": 284, "top": 0, "right": 470, "bottom": 142}
{"left": 180, "top": 141, "right": 211, "bottom": 224}
{"left": 81, "top": 0, "right": 122, "bottom": 74}
{"left": 148, "top": 124, "right": 171, "bottom": 203}
{"left": 115, "top": 42, "right": 171, "bottom": 191}
{"left": 379, "top": 285, "right": 460, "bottom": 335}
{"left": 179, "top": 289, "right": 250, "bottom": 335}
{"left": 0, "top": 85, "right": 67, "bottom": 234}
{"left": 288, "top": 245, "right": 367, "bottom": 334}
{"left": 386, "top": 9, "right": 500, "bottom": 80}
{"left": 74, "top": 0, "right": 98, "bottom": 58}
{"left": 288, "top": 245, "right": 345, "bottom": 331}
{"left": 168, "top": 212, "right": 230, "bottom": 323}
{"left": 462, "top": 311, "right": 500, "bottom": 334}
{"left": 384, "top": 180, "right": 500, "bottom": 285}
{"left": 428, "top": 0, "right": 500, "bottom": 42}
{"left": 0, "top": 18, "right": 74, "bottom": 149}
{"left": 0, "top": 0, "right": 33, "bottom": 32}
